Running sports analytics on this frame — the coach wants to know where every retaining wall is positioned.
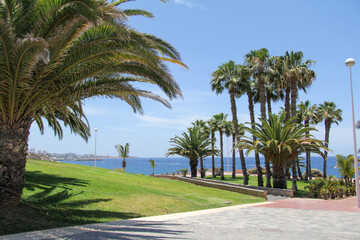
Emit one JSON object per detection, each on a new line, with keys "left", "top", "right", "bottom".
{"left": 156, "top": 176, "right": 267, "bottom": 199}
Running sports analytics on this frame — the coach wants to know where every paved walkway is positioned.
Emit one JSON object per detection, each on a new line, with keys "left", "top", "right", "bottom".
{"left": 2, "top": 198, "right": 360, "bottom": 240}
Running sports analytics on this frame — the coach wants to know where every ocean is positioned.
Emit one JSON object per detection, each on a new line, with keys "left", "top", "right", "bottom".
{"left": 61, "top": 156, "right": 343, "bottom": 178}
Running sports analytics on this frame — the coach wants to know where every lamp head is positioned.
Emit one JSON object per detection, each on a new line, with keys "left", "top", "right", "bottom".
{"left": 345, "top": 58, "right": 355, "bottom": 68}
{"left": 95, "top": 128, "right": 98, "bottom": 132}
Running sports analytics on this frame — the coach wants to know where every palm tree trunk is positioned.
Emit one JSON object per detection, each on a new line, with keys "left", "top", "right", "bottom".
{"left": 239, "top": 150, "right": 248, "bottom": 184}
{"left": 229, "top": 90, "right": 247, "bottom": 183}
{"left": 284, "top": 85, "right": 291, "bottom": 121}
{"left": 220, "top": 130, "right": 224, "bottom": 180}
{"left": 247, "top": 89, "right": 263, "bottom": 187}
{"left": 273, "top": 164, "right": 287, "bottom": 189}
{"left": 305, "top": 120, "right": 310, "bottom": 181}
{"left": 259, "top": 78, "right": 272, "bottom": 188}
{"left": 200, "top": 156, "right": 205, "bottom": 178}
{"left": 190, "top": 158, "right": 197, "bottom": 177}
{"left": 266, "top": 93, "right": 272, "bottom": 120}
{"left": 290, "top": 76, "right": 298, "bottom": 190}
{"left": 323, "top": 121, "right": 330, "bottom": 179}
{"left": 122, "top": 158, "right": 126, "bottom": 171}
{"left": 211, "top": 132, "right": 216, "bottom": 178}
{"left": 232, "top": 133, "right": 236, "bottom": 179}
{"left": 307, "top": 144, "right": 312, "bottom": 180}
{"left": 296, "top": 156, "right": 303, "bottom": 180}
{"left": 0, "top": 120, "right": 31, "bottom": 205}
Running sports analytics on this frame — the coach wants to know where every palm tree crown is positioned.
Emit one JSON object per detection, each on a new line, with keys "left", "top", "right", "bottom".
{"left": 316, "top": 101, "right": 342, "bottom": 178}
{"left": 235, "top": 113, "right": 327, "bottom": 189}
{"left": 166, "top": 127, "right": 217, "bottom": 177}
{"left": 0, "top": 0, "right": 186, "bottom": 205}
{"left": 115, "top": 143, "right": 130, "bottom": 170}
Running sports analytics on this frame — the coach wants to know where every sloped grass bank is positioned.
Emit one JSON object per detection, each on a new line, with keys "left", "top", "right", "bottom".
{"left": 0, "top": 160, "right": 264, "bottom": 235}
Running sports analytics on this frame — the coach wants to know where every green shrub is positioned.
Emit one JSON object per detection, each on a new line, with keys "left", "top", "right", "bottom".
{"left": 302, "top": 168, "right": 323, "bottom": 178}
{"left": 248, "top": 167, "right": 265, "bottom": 175}
{"left": 198, "top": 168, "right": 208, "bottom": 176}
{"left": 305, "top": 178, "right": 326, "bottom": 198}
{"left": 306, "top": 175, "right": 354, "bottom": 199}
{"left": 180, "top": 168, "right": 188, "bottom": 177}
{"left": 215, "top": 167, "right": 221, "bottom": 176}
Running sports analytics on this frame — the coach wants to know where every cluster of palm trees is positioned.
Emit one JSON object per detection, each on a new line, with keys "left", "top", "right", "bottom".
{"left": 0, "top": 0, "right": 185, "bottom": 205}
{"left": 209, "top": 48, "right": 342, "bottom": 190}
{"left": 166, "top": 113, "right": 246, "bottom": 180}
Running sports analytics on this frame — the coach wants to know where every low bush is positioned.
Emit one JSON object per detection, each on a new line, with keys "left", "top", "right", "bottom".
{"left": 305, "top": 175, "right": 356, "bottom": 199}
{"left": 215, "top": 167, "right": 221, "bottom": 176}
{"left": 302, "top": 168, "right": 323, "bottom": 178}
{"left": 180, "top": 168, "right": 188, "bottom": 177}
{"left": 247, "top": 167, "right": 265, "bottom": 175}
{"left": 198, "top": 168, "right": 208, "bottom": 177}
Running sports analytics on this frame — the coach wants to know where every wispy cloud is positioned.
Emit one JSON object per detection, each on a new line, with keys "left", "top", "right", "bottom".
{"left": 136, "top": 114, "right": 211, "bottom": 130}
{"left": 174, "top": 0, "right": 207, "bottom": 10}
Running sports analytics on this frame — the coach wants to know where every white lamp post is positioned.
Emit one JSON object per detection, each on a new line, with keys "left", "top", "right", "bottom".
{"left": 94, "top": 128, "right": 98, "bottom": 167}
{"left": 345, "top": 58, "right": 360, "bottom": 208}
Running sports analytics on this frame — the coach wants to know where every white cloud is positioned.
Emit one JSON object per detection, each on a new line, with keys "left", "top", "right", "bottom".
{"left": 174, "top": 0, "right": 207, "bottom": 10}
{"left": 136, "top": 114, "right": 211, "bottom": 130}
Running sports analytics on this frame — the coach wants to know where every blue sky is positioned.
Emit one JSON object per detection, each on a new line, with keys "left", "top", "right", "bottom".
{"left": 29, "top": 0, "right": 360, "bottom": 157}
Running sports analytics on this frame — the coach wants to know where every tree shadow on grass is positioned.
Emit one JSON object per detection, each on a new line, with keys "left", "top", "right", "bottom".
{"left": 0, "top": 171, "right": 144, "bottom": 236}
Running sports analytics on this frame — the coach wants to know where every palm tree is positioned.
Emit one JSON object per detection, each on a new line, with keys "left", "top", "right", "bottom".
{"left": 281, "top": 51, "right": 315, "bottom": 190}
{"left": 115, "top": 143, "right": 130, "bottom": 171}
{"left": 207, "top": 118, "right": 217, "bottom": 178}
{"left": 192, "top": 119, "right": 210, "bottom": 177}
{"left": 235, "top": 114, "right": 327, "bottom": 189}
{"left": 166, "top": 127, "right": 217, "bottom": 177}
{"left": 0, "top": 0, "right": 186, "bottom": 205}
{"left": 316, "top": 101, "right": 343, "bottom": 178}
{"left": 210, "top": 61, "right": 248, "bottom": 184}
{"left": 236, "top": 66, "right": 264, "bottom": 186}
{"left": 335, "top": 155, "right": 355, "bottom": 186}
{"left": 246, "top": 48, "right": 272, "bottom": 187}
{"left": 297, "top": 101, "right": 318, "bottom": 180}
{"left": 213, "top": 113, "right": 228, "bottom": 180}
{"left": 149, "top": 159, "right": 156, "bottom": 176}
{"left": 224, "top": 121, "right": 235, "bottom": 178}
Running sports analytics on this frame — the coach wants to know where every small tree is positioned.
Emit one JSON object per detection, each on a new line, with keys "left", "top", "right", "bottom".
{"left": 115, "top": 143, "right": 130, "bottom": 171}
{"left": 335, "top": 155, "right": 355, "bottom": 186}
{"left": 166, "top": 127, "right": 218, "bottom": 177}
{"left": 149, "top": 159, "right": 156, "bottom": 176}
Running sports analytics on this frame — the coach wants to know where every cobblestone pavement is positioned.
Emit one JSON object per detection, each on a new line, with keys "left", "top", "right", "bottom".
{"left": 2, "top": 202, "right": 360, "bottom": 240}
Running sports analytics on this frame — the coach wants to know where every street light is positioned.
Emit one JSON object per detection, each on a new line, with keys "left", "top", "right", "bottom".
{"left": 94, "top": 128, "right": 98, "bottom": 167}
{"left": 345, "top": 58, "right": 360, "bottom": 208}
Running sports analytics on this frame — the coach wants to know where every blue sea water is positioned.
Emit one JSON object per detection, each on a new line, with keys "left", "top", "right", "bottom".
{"left": 61, "top": 156, "right": 342, "bottom": 178}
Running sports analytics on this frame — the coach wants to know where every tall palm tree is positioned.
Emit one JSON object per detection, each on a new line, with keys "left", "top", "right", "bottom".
{"left": 237, "top": 66, "right": 264, "bottom": 186}
{"left": 281, "top": 51, "right": 315, "bottom": 190}
{"left": 297, "top": 101, "right": 318, "bottom": 180}
{"left": 115, "top": 143, "right": 130, "bottom": 171}
{"left": 210, "top": 61, "right": 248, "bottom": 184}
{"left": 0, "top": 0, "right": 186, "bottom": 205}
{"left": 224, "top": 121, "right": 235, "bottom": 178}
{"left": 316, "top": 101, "right": 342, "bottom": 178}
{"left": 235, "top": 114, "right": 327, "bottom": 189}
{"left": 213, "top": 113, "right": 228, "bottom": 180}
{"left": 246, "top": 48, "right": 272, "bottom": 187}
{"left": 207, "top": 118, "right": 217, "bottom": 178}
{"left": 166, "top": 127, "right": 217, "bottom": 177}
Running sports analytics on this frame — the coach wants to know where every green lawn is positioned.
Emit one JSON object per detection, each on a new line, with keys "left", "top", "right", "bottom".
{"left": 0, "top": 159, "right": 265, "bottom": 236}
{"left": 204, "top": 175, "right": 310, "bottom": 197}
